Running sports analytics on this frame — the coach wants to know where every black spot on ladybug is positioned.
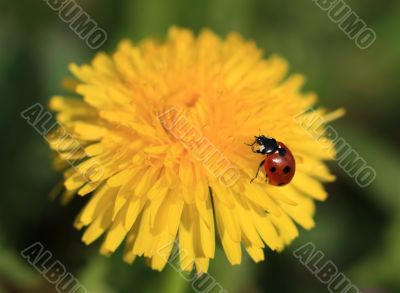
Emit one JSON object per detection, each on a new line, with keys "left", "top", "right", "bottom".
{"left": 278, "top": 148, "right": 286, "bottom": 156}
{"left": 278, "top": 182, "right": 285, "bottom": 186}
{"left": 270, "top": 167, "right": 277, "bottom": 173}
{"left": 283, "top": 166, "right": 291, "bottom": 174}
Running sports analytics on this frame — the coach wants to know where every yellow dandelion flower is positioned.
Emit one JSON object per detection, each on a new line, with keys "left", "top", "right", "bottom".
{"left": 47, "top": 27, "right": 344, "bottom": 273}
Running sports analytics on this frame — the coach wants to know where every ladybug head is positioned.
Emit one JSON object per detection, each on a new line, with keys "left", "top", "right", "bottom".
{"left": 255, "top": 135, "right": 279, "bottom": 155}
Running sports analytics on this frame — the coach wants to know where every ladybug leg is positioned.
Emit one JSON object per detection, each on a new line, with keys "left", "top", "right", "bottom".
{"left": 251, "top": 147, "right": 262, "bottom": 154}
{"left": 245, "top": 139, "right": 261, "bottom": 153}
{"left": 245, "top": 138, "right": 257, "bottom": 147}
{"left": 250, "top": 160, "right": 265, "bottom": 183}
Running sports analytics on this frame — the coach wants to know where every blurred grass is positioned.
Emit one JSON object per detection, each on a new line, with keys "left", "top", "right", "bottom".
{"left": 0, "top": 0, "right": 399, "bottom": 292}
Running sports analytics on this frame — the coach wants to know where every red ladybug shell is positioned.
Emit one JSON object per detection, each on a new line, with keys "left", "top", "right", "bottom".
{"left": 264, "top": 142, "right": 296, "bottom": 186}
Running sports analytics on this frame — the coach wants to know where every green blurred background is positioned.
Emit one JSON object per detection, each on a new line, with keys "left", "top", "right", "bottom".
{"left": 1, "top": 0, "right": 399, "bottom": 292}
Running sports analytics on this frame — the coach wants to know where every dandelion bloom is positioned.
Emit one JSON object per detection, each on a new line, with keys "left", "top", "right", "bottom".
{"left": 47, "top": 27, "right": 343, "bottom": 273}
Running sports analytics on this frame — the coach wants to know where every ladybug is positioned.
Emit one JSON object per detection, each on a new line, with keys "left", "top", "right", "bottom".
{"left": 246, "top": 135, "right": 296, "bottom": 186}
